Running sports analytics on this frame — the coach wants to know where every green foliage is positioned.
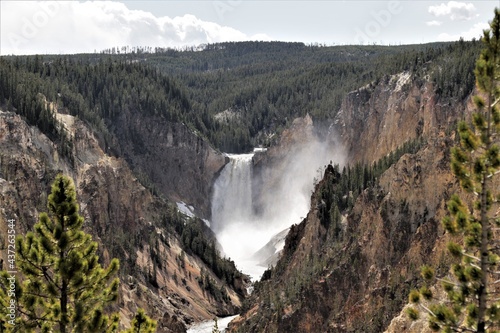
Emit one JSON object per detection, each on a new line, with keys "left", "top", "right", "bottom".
{"left": 12, "top": 175, "right": 120, "bottom": 332}
{"left": 420, "top": 286, "right": 433, "bottom": 300}
{"left": 406, "top": 307, "right": 420, "bottom": 320}
{"left": 197, "top": 269, "right": 230, "bottom": 304}
{"left": 0, "top": 58, "right": 74, "bottom": 162}
{"left": 0, "top": 56, "right": 190, "bottom": 155}
{"left": 421, "top": 265, "right": 435, "bottom": 281}
{"left": 0, "top": 175, "right": 156, "bottom": 332}
{"left": 168, "top": 42, "right": 475, "bottom": 152}
{"left": 430, "top": 38, "right": 481, "bottom": 100}
{"left": 408, "top": 9, "right": 500, "bottom": 332}
{"left": 316, "top": 137, "right": 426, "bottom": 227}
{"left": 0, "top": 40, "right": 479, "bottom": 153}
{"left": 409, "top": 290, "right": 421, "bottom": 304}
{"left": 122, "top": 309, "right": 157, "bottom": 333}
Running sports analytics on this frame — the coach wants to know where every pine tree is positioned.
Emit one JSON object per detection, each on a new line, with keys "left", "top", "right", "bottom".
{"left": 122, "top": 309, "right": 157, "bottom": 333}
{"left": 211, "top": 317, "right": 220, "bottom": 333}
{"left": 13, "top": 174, "right": 120, "bottom": 332}
{"left": 408, "top": 9, "right": 500, "bottom": 332}
{"left": 0, "top": 175, "right": 157, "bottom": 332}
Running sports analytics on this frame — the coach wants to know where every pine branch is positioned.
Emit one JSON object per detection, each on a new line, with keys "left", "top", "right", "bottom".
{"left": 21, "top": 290, "right": 55, "bottom": 300}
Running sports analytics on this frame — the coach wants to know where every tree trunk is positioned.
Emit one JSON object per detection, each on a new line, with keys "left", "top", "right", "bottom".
{"left": 60, "top": 279, "right": 67, "bottom": 333}
{"left": 477, "top": 85, "right": 493, "bottom": 333}
{"left": 477, "top": 171, "right": 489, "bottom": 332}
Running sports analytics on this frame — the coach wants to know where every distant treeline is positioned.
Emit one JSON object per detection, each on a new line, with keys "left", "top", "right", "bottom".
{"left": 0, "top": 40, "right": 481, "bottom": 154}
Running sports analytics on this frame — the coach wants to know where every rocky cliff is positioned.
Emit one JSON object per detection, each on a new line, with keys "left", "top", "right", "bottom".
{"left": 335, "top": 72, "right": 472, "bottom": 163}
{"left": 112, "top": 108, "right": 227, "bottom": 219}
{"left": 230, "top": 71, "right": 476, "bottom": 332}
{"left": 0, "top": 110, "right": 240, "bottom": 332}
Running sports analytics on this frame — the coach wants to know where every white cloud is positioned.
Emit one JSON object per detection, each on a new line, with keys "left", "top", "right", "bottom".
{"left": 426, "top": 20, "right": 443, "bottom": 26}
{"left": 428, "top": 1, "right": 477, "bottom": 21}
{"left": 0, "top": 1, "right": 271, "bottom": 55}
{"left": 436, "top": 22, "right": 488, "bottom": 41}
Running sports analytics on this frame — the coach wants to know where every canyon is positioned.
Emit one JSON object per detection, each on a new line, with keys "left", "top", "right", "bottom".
{"left": 0, "top": 40, "right": 486, "bottom": 332}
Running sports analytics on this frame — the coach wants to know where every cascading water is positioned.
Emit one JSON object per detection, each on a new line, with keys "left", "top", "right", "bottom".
{"left": 211, "top": 154, "right": 255, "bottom": 232}
{"left": 211, "top": 154, "right": 269, "bottom": 279}
{"left": 211, "top": 140, "right": 345, "bottom": 280}
{"left": 211, "top": 152, "right": 315, "bottom": 280}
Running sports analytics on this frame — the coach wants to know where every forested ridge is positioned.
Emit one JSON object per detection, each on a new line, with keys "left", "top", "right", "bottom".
{"left": 0, "top": 56, "right": 191, "bottom": 157}
{"left": 0, "top": 40, "right": 481, "bottom": 154}
{"left": 0, "top": 39, "right": 490, "bottom": 333}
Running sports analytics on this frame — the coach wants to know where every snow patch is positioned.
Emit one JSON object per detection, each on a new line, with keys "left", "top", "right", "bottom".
{"left": 214, "top": 108, "right": 240, "bottom": 123}
{"left": 187, "top": 315, "right": 239, "bottom": 333}
{"left": 176, "top": 201, "right": 195, "bottom": 218}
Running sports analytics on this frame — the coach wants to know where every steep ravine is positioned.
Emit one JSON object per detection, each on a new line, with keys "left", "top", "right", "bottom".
{"left": 229, "top": 72, "right": 475, "bottom": 332}
{"left": 0, "top": 110, "right": 241, "bottom": 332}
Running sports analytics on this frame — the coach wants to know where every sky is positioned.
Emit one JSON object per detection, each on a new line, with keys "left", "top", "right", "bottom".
{"left": 1, "top": 1, "right": 499, "bottom": 55}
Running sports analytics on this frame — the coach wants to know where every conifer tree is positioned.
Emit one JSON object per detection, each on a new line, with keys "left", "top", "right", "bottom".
{"left": 0, "top": 175, "right": 157, "bottom": 332}
{"left": 14, "top": 174, "right": 120, "bottom": 332}
{"left": 211, "top": 317, "right": 220, "bottom": 333}
{"left": 122, "top": 309, "right": 157, "bottom": 333}
{"left": 408, "top": 9, "right": 500, "bottom": 332}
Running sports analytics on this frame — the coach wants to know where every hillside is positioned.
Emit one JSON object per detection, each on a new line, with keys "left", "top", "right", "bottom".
{"left": 0, "top": 39, "right": 489, "bottom": 332}
{"left": 2, "top": 40, "right": 480, "bottom": 154}
{"left": 0, "top": 109, "right": 244, "bottom": 332}
{"left": 228, "top": 61, "right": 479, "bottom": 332}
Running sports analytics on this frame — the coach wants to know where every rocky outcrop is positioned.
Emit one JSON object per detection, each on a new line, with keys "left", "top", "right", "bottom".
{"left": 232, "top": 134, "right": 460, "bottom": 333}
{"left": 0, "top": 110, "right": 240, "bottom": 332}
{"left": 230, "top": 72, "right": 474, "bottom": 332}
{"left": 112, "top": 108, "right": 227, "bottom": 219}
{"left": 334, "top": 72, "right": 473, "bottom": 163}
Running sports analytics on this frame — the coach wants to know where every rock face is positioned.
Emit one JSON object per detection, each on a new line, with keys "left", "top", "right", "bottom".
{"left": 230, "top": 72, "right": 475, "bottom": 332}
{"left": 0, "top": 110, "right": 240, "bottom": 332}
{"left": 335, "top": 72, "right": 472, "bottom": 163}
{"left": 112, "top": 108, "right": 227, "bottom": 219}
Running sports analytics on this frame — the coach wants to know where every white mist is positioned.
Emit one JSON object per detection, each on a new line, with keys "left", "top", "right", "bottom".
{"left": 211, "top": 139, "right": 345, "bottom": 280}
{"left": 211, "top": 154, "right": 268, "bottom": 279}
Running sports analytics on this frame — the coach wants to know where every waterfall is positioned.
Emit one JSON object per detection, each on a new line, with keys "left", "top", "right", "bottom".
{"left": 211, "top": 154, "right": 255, "bottom": 232}
{"left": 210, "top": 152, "right": 315, "bottom": 280}
{"left": 210, "top": 142, "right": 345, "bottom": 280}
{"left": 211, "top": 153, "right": 273, "bottom": 279}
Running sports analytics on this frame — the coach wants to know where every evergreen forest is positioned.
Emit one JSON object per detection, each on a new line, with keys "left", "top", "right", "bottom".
{"left": 0, "top": 40, "right": 481, "bottom": 154}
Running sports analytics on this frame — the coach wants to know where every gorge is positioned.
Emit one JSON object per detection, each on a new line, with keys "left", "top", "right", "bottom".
{"left": 0, "top": 39, "right": 488, "bottom": 333}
